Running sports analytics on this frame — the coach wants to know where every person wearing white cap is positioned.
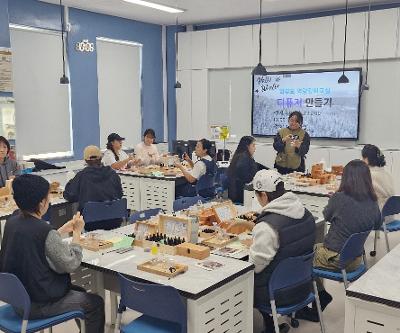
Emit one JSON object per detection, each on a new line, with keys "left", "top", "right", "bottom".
{"left": 250, "top": 169, "right": 316, "bottom": 333}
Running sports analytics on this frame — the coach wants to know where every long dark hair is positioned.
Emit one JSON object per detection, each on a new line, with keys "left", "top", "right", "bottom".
{"left": 106, "top": 142, "right": 119, "bottom": 161}
{"left": 338, "top": 159, "right": 377, "bottom": 202}
{"left": 362, "top": 144, "right": 386, "bottom": 167}
{"left": 228, "top": 136, "right": 255, "bottom": 177}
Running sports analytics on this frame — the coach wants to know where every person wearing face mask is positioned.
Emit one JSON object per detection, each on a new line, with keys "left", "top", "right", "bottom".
{"left": 273, "top": 111, "right": 310, "bottom": 175}
{"left": 0, "top": 136, "right": 18, "bottom": 187}
{"left": 135, "top": 129, "right": 160, "bottom": 166}
{"left": 0, "top": 174, "right": 105, "bottom": 333}
{"left": 102, "top": 133, "right": 140, "bottom": 170}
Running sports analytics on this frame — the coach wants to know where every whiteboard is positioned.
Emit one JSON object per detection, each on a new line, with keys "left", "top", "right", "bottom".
{"left": 96, "top": 38, "right": 142, "bottom": 149}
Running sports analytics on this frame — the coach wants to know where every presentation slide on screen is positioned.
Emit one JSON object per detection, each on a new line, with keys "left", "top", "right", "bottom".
{"left": 252, "top": 69, "right": 361, "bottom": 139}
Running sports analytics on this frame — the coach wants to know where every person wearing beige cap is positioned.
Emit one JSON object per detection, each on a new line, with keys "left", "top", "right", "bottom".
{"left": 250, "top": 169, "right": 316, "bottom": 333}
{"left": 64, "top": 145, "right": 123, "bottom": 231}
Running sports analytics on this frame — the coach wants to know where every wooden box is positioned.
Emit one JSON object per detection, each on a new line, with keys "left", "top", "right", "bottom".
{"left": 158, "top": 214, "right": 191, "bottom": 241}
{"left": 199, "top": 227, "right": 217, "bottom": 239}
{"left": 134, "top": 239, "right": 177, "bottom": 255}
{"left": 212, "top": 201, "right": 238, "bottom": 225}
{"left": 176, "top": 242, "right": 210, "bottom": 260}
{"left": 137, "top": 259, "right": 188, "bottom": 278}
{"left": 79, "top": 238, "right": 113, "bottom": 251}
{"left": 135, "top": 219, "right": 159, "bottom": 236}
{"left": 331, "top": 165, "right": 344, "bottom": 175}
{"left": 202, "top": 234, "right": 238, "bottom": 248}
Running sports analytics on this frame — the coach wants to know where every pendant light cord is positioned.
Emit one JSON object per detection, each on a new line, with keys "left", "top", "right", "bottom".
{"left": 342, "top": 0, "right": 349, "bottom": 74}
{"left": 258, "top": 0, "right": 262, "bottom": 63}
{"left": 175, "top": 15, "right": 179, "bottom": 70}
{"left": 365, "top": 0, "right": 371, "bottom": 85}
{"left": 60, "top": 0, "right": 67, "bottom": 77}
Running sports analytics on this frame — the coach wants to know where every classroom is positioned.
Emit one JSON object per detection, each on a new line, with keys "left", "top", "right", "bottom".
{"left": 0, "top": 0, "right": 400, "bottom": 332}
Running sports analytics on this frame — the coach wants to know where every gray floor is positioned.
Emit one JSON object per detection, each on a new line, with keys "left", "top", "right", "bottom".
{"left": 20, "top": 230, "right": 400, "bottom": 333}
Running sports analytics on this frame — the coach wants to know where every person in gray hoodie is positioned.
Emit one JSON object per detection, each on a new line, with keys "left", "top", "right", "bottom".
{"left": 250, "top": 169, "right": 316, "bottom": 333}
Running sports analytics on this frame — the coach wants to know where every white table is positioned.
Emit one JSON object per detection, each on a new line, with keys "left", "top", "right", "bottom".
{"left": 72, "top": 228, "right": 254, "bottom": 333}
{"left": 345, "top": 243, "right": 400, "bottom": 333}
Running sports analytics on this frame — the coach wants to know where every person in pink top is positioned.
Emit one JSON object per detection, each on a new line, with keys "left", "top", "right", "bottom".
{"left": 135, "top": 129, "right": 160, "bottom": 166}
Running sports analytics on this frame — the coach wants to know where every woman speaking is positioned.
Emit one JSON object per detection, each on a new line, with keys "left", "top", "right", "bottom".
{"left": 273, "top": 111, "right": 310, "bottom": 175}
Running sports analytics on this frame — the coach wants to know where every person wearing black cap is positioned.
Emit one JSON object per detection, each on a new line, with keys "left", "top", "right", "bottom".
{"left": 0, "top": 174, "right": 105, "bottom": 333}
{"left": 0, "top": 136, "right": 18, "bottom": 187}
{"left": 64, "top": 146, "right": 124, "bottom": 231}
{"left": 102, "top": 133, "right": 138, "bottom": 170}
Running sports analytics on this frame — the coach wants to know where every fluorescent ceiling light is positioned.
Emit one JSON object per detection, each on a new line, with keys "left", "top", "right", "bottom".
{"left": 123, "top": 0, "right": 184, "bottom": 13}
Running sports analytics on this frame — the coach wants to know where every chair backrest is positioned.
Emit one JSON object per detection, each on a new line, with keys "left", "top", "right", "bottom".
{"left": 118, "top": 274, "right": 187, "bottom": 332}
{"left": 382, "top": 196, "right": 400, "bottom": 219}
{"left": 0, "top": 273, "right": 31, "bottom": 320}
{"left": 83, "top": 198, "right": 128, "bottom": 223}
{"left": 173, "top": 196, "right": 205, "bottom": 211}
{"left": 268, "top": 253, "right": 314, "bottom": 301}
{"left": 129, "top": 208, "right": 162, "bottom": 224}
{"left": 339, "top": 230, "right": 371, "bottom": 269}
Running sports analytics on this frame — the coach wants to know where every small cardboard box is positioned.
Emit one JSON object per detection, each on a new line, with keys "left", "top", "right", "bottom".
{"left": 176, "top": 242, "right": 210, "bottom": 260}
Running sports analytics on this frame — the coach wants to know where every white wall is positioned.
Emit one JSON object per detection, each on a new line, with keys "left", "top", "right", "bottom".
{"left": 176, "top": 8, "right": 400, "bottom": 148}
{"left": 176, "top": 8, "right": 400, "bottom": 191}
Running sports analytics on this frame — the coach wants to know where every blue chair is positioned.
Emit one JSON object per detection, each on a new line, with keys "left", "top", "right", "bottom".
{"left": 82, "top": 198, "right": 128, "bottom": 226}
{"left": 0, "top": 273, "right": 85, "bottom": 333}
{"left": 129, "top": 208, "right": 162, "bottom": 224}
{"left": 370, "top": 196, "right": 400, "bottom": 256}
{"left": 314, "top": 230, "right": 370, "bottom": 290}
{"left": 173, "top": 195, "right": 205, "bottom": 212}
{"left": 256, "top": 253, "right": 325, "bottom": 333}
{"left": 116, "top": 274, "right": 187, "bottom": 333}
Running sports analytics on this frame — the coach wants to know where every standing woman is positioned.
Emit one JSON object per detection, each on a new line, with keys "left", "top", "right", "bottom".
{"left": 135, "top": 128, "right": 160, "bottom": 166}
{"left": 273, "top": 111, "right": 310, "bottom": 175}
{"left": 227, "top": 136, "right": 258, "bottom": 204}
{"left": 362, "top": 144, "right": 394, "bottom": 211}
{"left": 102, "top": 133, "right": 138, "bottom": 170}
{"left": 0, "top": 136, "right": 18, "bottom": 187}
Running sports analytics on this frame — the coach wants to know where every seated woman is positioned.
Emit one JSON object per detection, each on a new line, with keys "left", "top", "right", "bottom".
{"left": 64, "top": 145, "right": 124, "bottom": 231}
{"left": 0, "top": 136, "right": 18, "bottom": 187}
{"left": 175, "top": 139, "right": 217, "bottom": 199}
{"left": 227, "top": 136, "right": 262, "bottom": 204}
{"left": 135, "top": 128, "right": 160, "bottom": 166}
{"left": 299, "top": 160, "right": 381, "bottom": 321}
{"left": 0, "top": 174, "right": 105, "bottom": 333}
{"left": 362, "top": 144, "right": 394, "bottom": 211}
{"left": 102, "top": 133, "right": 138, "bottom": 170}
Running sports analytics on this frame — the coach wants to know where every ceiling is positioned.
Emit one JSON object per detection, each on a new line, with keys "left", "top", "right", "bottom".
{"left": 40, "top": 0, "right": 400, "bottom": 25}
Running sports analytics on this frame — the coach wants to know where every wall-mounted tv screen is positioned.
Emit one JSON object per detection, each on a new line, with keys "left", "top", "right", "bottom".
{"left": 252, "top": 68, "right": 362, "bottom": 139}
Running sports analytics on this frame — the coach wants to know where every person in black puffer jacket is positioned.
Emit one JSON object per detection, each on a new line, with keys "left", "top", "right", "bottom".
{"left": 64, "top": 145, "right": 123, "bottom": 231}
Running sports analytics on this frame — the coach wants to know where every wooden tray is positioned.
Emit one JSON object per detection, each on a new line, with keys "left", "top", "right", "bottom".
{"left": 137, "top": 259, "right": 188, "bottom": 277}
{"left": 202, "top": 234, "right": 238, "bottom": 248}
{"left": 79, "top": 238, "right": 114, "bottom": 251}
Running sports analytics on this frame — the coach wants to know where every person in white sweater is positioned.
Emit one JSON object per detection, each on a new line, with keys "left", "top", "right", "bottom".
{"left": 250, "top": 169, "right": 316, "bottom": 333}
{"left": 362, "top": 144, "right": 395, "bottom": 212}
{"left": 135, "top": 128, "right": 160, "bottom": 166}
